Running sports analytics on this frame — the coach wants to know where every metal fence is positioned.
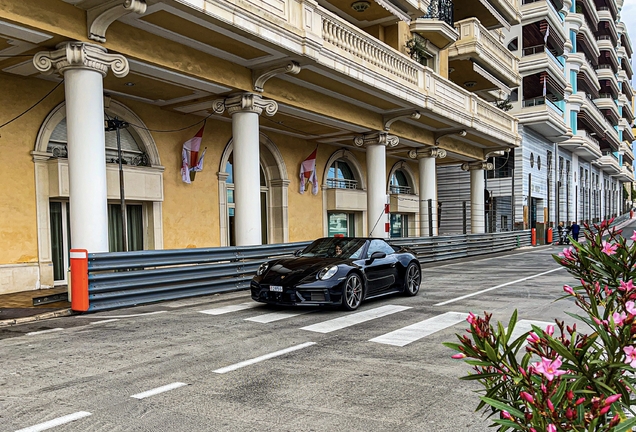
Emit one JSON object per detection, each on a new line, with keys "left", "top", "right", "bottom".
{"left": 82, "top": 231, "right": 532, "bottom": 312}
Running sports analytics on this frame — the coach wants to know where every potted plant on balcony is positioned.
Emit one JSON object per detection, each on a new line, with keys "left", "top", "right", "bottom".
{"left": 445, "top": 219, "right": 636, "bottom": 431}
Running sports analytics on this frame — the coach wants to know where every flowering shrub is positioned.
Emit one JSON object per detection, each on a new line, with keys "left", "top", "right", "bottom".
{"left": 445, "top": 219, "right": 636, "bottom": 431}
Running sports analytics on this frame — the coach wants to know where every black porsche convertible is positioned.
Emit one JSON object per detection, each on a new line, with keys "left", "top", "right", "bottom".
{"left": 250, "top": 237, "right": 421, "bottom": 311}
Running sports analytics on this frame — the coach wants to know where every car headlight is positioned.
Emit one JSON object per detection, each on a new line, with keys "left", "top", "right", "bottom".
{"left": 256, "top": 262, "right": 269, "bottom": 276}
{"left": 317, "top": 265, "right": 338, "bottom": 280}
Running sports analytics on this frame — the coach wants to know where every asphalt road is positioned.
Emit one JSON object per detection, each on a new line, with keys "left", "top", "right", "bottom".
{"left": 1, "top": 229, "right": 631, "bottom": 432}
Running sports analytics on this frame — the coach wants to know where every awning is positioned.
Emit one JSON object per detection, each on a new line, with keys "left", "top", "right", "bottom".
{"left": 541, "top": 72, "right": 565, "bottom": 99}
{"left": 473, "top": 62, "right": 511, "bottom": 94}
{"left": 540, "top": 20, "right": 565, "bottom": 53}
{"left": 577, "top": 71, "right": 600, "bottom": 98}
{"left": 373, "top": 0, "right": 411, "bottom": 23}
{"left": 577, "top": 111, "right": 606, "bottom": 138}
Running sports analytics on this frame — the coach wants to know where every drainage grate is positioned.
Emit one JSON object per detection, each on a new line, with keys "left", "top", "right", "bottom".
{"left": 33, "top": 293, "right": 69, "bottom": 306}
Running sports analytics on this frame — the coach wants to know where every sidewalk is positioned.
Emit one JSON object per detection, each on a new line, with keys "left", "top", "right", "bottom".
{"left": 0, "top": 287, "right": 72, "bottom": 327}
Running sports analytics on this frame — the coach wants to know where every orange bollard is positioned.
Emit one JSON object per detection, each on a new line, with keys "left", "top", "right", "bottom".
{"left": 70, "top": 249, "right": 89, "bottom": 312}
{"left": 547, "top": 228, "right": 553, "bottom": 244}
{"left": 631, "top": 210, "right": 634, "bottom": 219}
{"left": 531, "top": 228, "right": 536, "bottom": 246}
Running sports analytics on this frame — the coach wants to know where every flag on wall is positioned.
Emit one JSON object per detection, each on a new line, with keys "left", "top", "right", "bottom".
{"left": 180, "top": 125, "right": 205, "bottom": 184}
{"left": 299, "top": 147, "right": 318, "bottom": 195}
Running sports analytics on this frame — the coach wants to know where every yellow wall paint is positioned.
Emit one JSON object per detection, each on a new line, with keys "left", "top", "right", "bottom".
{"left": 0, "top": 74, "right": 65, "bottom": 263}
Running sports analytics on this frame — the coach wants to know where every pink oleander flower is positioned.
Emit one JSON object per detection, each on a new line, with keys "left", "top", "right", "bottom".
{"left": 451, "top": 353, "right": 466, "bottom": 359}
{"left": 533, "top": 357, "right": 566, "bottom": 381}
{"left": 520, "top": 391, "right": 534, "bottom": 404}
{"left": 624, "top": 346, "right": 636, "bottom": 367}
{"left": 632, "top": 231, "right": 636, "bottom": 241}
{"left": 467, "top": 312, "right": 476, "bottom": 325}
{"left": 547, "top": 424, "right": 556, "bottom": 432}
{"left": 605, "top": 394, "right": 622, "bottom": 405}
{"left": 613, "top": 311, "right": 627, "bottom": 326}
{"left": 575, "top": 397, "right": 585, "bottom": 405}
{"left": 600, "top": 405, "right": 611, "bottom": 415}
{"left": 547, "top": 399, "right": 554, "bottom": 411}
{"left": 601, "top": 241, "right": 618, "bottom": 255}
{"left": 502, "top": 411, "right": 512, "bottom": 420}
{"left": 545, "top": 325, "right": 554, "bottom": 336}
{"left": 619, "top": 280, "right": 635, "bottom": 292}
{"left": 627, "top": 301, "right": 636, "bottom": 315}
{"left": 527, "top": 332, "right": 540, "bottom": 343}
{"left": 563, "top": 285, "right": 575, "bottom": 295}
{"left": 559, "top": 246, "right": 574, "bottom": 259}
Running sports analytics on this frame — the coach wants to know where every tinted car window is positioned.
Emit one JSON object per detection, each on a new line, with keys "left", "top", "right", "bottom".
{"left": 366, "top": 240, "right": 395, "bottom": 258}
{"left": 300, "top": 238, "right": 367, "bottom": 259}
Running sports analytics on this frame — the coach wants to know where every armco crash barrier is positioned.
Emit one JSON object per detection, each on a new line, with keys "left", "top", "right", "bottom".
{"left": 70, "top": 231, "right": 532, "bottom": 312}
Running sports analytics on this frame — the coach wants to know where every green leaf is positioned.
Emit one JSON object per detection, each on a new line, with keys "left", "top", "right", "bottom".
{"left": 614, "top": 417, "right": 636, "bottom": 432}
{"left": 491, "top": 419, "right": 522, "bottom": 430}
{"left": 479, "top": 397, "right": 525, "bottom": 419}
{"left": 506, "top": 310, "right": 518, "bottom": 342}
{"left": 484, "top": 341, "right": 499, "bottom": 362}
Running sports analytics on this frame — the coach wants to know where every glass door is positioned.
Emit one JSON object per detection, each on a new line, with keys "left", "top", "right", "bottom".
{"left": 49, "top": 201, "right": 70, "bottom": 284}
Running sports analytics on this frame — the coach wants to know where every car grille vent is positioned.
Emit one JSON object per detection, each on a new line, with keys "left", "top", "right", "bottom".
{"left": 311, "top": 292, "right": 326, "bottom": 302}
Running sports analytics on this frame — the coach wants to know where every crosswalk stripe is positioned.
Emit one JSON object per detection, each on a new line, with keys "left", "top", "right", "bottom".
{"left": 370, "top": 311, "right": 469, "bottom": 347}
{"left": 506, "top": 319, "right": 553, "bottom": 344}
{"left": 300, "top": 305, "right": 411, "bottom": 333}
{"left": 245, "top": 310, "right": 315, "bottom": 323}
{"left": 199, "top": 302, "right": 262, "bottom": 315}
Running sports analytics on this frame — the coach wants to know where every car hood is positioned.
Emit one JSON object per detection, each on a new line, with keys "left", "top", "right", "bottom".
{"left": 260, "top": 257, "right": 348, "bottom": 285}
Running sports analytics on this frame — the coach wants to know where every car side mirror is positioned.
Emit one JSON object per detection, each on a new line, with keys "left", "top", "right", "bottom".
{"left": 293, "top": 249, "right": 302, "bottom": 257}
{"left": 368, "top": 251, "right": 386, "bottom": 262}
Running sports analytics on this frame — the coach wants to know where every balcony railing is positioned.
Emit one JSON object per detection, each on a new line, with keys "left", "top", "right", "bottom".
{"left": 523, "top": 96, "right": 564, "bottom": 113}
{"left": 422, "top": 0, "right": 454, "bottom": 27}
{"left": 389, "top": 185, "right": 412, "bottom": 194}
{"left": 326, "top": 178, "right": 358, "bottom": 189}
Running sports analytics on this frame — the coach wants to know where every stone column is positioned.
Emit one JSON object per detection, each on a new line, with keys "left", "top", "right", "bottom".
{"left": 354, "top": 132, "right": 398, "bottom": 238}
{"left": 214, "top": 93, "right": 277, "bottom": 246}
{"left": 461, "top": 161, "right": 493, "bottom": 234}
{"left": 409, "top": 147, "right": 446, "bottom": 236}
{"left": 34, "top": 42, "right": 129, "bottom": 253}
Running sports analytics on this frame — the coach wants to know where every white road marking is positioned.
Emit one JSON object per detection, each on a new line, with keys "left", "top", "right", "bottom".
{"left": 506, "top": 319, "right": 553, "bottom": 346}
{"left": 434, "top": 268, "right": 564, "bottom": 306}
{"left": 15, "top": 411, "right": 91, "bottom": 432}
{"left": 370, "top": 312, "right": 469, "bottom": 347}
{"left": 245, "top": 310, "right": 315, "bottom": 323}
{"left": 131, "top": 382, "right": 188, "bottom": 399}
{"left": 199, "top": 302, "right": 262, "bottom": 315}
{"left": 213, "top": 342, "right": 316, "bottom": 374}
{"left": 300, "top": 305, "right": 411, "bottom": 334}
{"left": 26, "top": 328, "right": 63, "bottom": 336}
{"left": 76, "top": 311, "right": 167, "bottom": 319}
{"left": 88, "top": 319, "right": 120, "bottom": 325}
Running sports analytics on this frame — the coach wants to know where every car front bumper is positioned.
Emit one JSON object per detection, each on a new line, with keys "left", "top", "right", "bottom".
{"left": 250, "top": 280, "right": 344, "bottom": 307}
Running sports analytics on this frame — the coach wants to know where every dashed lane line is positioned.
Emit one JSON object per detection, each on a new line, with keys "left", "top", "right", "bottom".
{"left": 199, "top": 302, "right": 262, "bottom": 315}
{"left": 131, "top": 382, "right": 188, "bottom": 399}
{"left": 213, "top": 342, "right": 316, "bottom": 374}
{"left": 14, "top": 411, "right": 91, "bottom": 432}
{"left": 26, "top": 328, "right": 64, "bottom": 336}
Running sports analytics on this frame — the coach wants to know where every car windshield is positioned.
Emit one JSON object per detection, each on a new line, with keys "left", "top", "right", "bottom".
{"left": 299, "top": 238, "right": 366, "bottom": 259}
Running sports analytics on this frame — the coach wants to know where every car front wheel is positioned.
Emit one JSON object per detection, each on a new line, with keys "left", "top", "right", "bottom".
{"left": 342, "top": 273, "right": 363, "bottom": 311}
{"left": 403, "top": 262, "right": 421, "bottom": 296}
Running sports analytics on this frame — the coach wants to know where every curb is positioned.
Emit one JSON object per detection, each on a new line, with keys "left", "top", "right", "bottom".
{"left": 0, "top": 308, "right": 73, "bottom": 328}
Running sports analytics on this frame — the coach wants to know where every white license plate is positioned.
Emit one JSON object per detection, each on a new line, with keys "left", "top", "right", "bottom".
{"left": 269, "top": 285, "right": 283, "bottom": 292}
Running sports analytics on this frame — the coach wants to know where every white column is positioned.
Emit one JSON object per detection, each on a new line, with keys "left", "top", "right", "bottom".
{"left": 409, "top": 148, "right": 446, "bottom": 236}
{"left": 215, "top": 93, "right": 278, "bottom": 246}
{"left": 34, "top": 42, "right": 129, "bottom": 253}
{"left": 354, "top": 132, "right": 398, "bottom": 238}
{"left": 462, "top": 161, "right": 493, "bottom": 234}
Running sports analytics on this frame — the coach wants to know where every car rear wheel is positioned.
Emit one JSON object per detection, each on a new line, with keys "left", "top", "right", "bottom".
{"left": 342, "top": 273, "right": 363, "bottom": 311}
{"left": 403, "top": 262, "right": 421, "bottom": 296}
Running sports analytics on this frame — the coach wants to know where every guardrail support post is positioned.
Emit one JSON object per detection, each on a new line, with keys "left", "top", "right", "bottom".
{"left": 462, "top": 201, "right": 467, "bottom": 234}
{"left": 70, "top": 249, "right": 89, "bottom": 312}
{"left": 531, "top": 228, "right": 536, "bottom": 246}
{"left": 428, "top": 199, "right": 433, "bottom": 237}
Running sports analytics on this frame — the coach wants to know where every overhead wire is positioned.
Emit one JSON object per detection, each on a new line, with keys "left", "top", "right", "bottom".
{"left": 0, "top": 79, "right": 65, "bottom": 131}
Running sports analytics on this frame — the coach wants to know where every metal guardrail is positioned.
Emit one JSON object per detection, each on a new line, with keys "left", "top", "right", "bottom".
{"left": 82, "top": 231, "right": 532, "bottom": 312}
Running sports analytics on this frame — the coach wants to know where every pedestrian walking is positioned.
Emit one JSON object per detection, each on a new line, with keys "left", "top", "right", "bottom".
{"left": 557, "top": 222, "right": 564, "bottom": 245}
{"left": 570, "top": 221, "right": 580, "bottom": 243}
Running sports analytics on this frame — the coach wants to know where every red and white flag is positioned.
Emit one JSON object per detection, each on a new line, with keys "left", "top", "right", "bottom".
{"left": 180, "top": 125, "right": 205, "bottom": 184}
{"left": 299, "top": 147, "right": 318, "bottom": 195}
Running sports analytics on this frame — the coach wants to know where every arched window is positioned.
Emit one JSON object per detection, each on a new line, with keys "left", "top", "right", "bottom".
{"left": 225, "top": 153, "right": 268, "bottom": 246}
{"left": 327, "top": 159, "right": 358, "bottom": 189}
{"left": 389, "top": 170, "right": 412, "bottom": 194}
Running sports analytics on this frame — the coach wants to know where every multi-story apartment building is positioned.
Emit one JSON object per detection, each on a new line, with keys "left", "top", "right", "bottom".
{"left": 0, "top": 0, "right": 631, "bottom": 295}
{"left": 438, "top": 0, "right": 635, "bottom": 234}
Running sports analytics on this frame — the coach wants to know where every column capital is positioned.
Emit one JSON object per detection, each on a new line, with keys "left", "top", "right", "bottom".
{"left": 213, "top": 93, "right": 278, "bottom": 117}
{"left": 33, "top": 41, "right": 129, "bottom": 77}
{"left": 461, "top": 161, "right": 494, "bottom": 171}
{"left": 408, "top": 147, "right": 446, "bottom": 160}
{"left": 353, "top": 132, "right": 399, "bottom": 148}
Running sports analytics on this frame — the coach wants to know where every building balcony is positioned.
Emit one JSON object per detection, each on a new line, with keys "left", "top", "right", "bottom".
{"left": 448, "top": 18, "right": 521, "bottom": 88}
{"left": 565, "top": 12, "right": 584, "bottom": 32}
{"left": 410, "top": 0, "right": 458, "bottom": 49}
{"left": 594, "top": 94, "right": 620, "bottom": 125}
{"left": 325, "top": 187, "right": 366, "bottom": 212}
{"left": 454, "top": 0, "right": 522, "bottom": 29}
{"left": 597, "top": 9, "right": 619, "bottom": 44}
{"left": 620, "top": 95, "right": 635, "bottom": 123}
{"left": 619, "top": 70, "right": 634, "bottom": 99}
{"left": 618, "top": 22, "right": 634, "bottom": 58}
{"left": 595, "top": 65, "right": 619, "bottom": 94}
{"left": 621, "top": 55, "right": 633, "bottom": 79}
{"left": 621, "top": 119, "right": 635, "bottom": 142}
{"left": 560, "top": 130, "right": 602, "bottom": 162}
{"left": 613, "top": 165, "right": 634, "bottom": 182}
{"left": 520, "top": 46, "right": 566, "bottom": 80}
{"left": 517, "top": 96, "right": 570, "bottom": 141}
{"left": 576, "top": 19, "right": 601, "bottom": 60}
{"left": 597, "top": 38, "right": 620, "bottom": 72}
{"left": 520, "top": 0, "right": 567, "bottom": 41}
{"left": 486, "top": 0, "right": 523, "bottom": 26}
{"left": 597, "top": 151, "right": 621, "bottom": 175}
{"left": 388, "top": 193, "right": 419, "bottom": 213}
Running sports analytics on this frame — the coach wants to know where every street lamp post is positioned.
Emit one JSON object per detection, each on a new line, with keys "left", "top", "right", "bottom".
{"left": 105, "top": 117, "right": 130, "bottom": 252}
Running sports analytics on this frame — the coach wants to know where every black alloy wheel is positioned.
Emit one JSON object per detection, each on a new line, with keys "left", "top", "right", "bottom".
{"left": 342, "top": 273, "right": 363, "bottom": 311}
{"left": 403, "top": 262, "right": 421, "bottom": 296}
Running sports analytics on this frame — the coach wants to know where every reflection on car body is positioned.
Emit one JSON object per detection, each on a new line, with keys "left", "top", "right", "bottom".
{"left": 250, "top": 237, "right": 421, "bottom": 311}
